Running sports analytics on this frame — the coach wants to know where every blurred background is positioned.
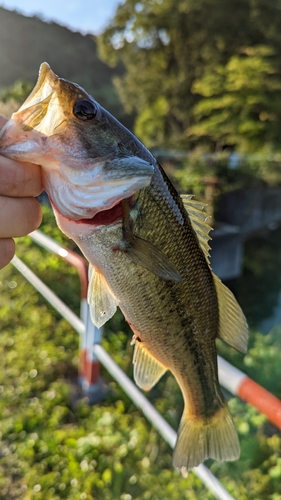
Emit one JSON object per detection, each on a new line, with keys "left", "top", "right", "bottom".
{"left": 0, "top": 1, "right": 281, "bottom": 499}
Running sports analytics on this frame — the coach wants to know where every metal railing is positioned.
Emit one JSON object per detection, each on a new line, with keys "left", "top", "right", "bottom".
{"left": 10, "top": 229, "right": 281, "bottom": 499}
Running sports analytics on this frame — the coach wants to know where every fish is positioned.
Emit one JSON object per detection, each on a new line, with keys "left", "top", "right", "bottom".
{"left": 0, "top": 63, "right": 248, "bottom": 474}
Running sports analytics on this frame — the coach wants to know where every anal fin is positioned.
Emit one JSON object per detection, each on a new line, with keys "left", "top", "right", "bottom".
{"left": 132, "top": 336, "right": 167, "bottom": 390}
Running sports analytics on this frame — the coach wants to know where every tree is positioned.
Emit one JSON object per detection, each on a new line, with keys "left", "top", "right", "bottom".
{"left": 98, "top": 0, "right": 281, "bottom": 150}
{"left": 190, "top": 46, "right": 281, "bottom": 151}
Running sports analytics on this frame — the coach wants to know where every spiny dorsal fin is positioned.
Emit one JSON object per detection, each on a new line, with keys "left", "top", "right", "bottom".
{"left": 88, "top": 266, "right": 117, "bottom": 328}
{"left": 181, "top": 195, "right": 248, "bottom": 354}
{"left": 131, "top": 336, "right": 167, "bottom": 390}
{"left": 213, "top": 273, "right": 248, "bottom": 353}
{"left": 181, "top": 194, "right": 212, "bottom": 264}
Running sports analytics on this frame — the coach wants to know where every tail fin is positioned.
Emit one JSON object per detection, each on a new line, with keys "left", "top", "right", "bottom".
{"left": 173, "top": 404, "right": 240, "bottom": 474}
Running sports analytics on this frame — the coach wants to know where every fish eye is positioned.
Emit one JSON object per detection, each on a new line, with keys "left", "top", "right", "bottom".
{"left": 73, "top": 99, "right": 97, "bottom": 121}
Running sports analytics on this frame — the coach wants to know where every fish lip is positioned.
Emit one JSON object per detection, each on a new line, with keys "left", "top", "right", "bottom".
{"left": 0, "top": 140, "right": 41, "bottom": 157}
{"left": 37, "top": 62, "right": 53, "bottom": 88}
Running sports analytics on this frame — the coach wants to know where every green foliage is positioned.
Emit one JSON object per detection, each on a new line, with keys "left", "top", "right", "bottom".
{"left": 190, "top": 46, "right": 281, "bottom": 151}
{"left": 135, "top": 96, "right": 169, "bottom": 147}
{"left": 0, "top": 80, "right": 33, "bottom": 105}
{"left": 173, "top": 150, "right": 281, "bottom": 210}
{"left": 98, "top": 0, "right": 281, "bottom": 151}
{"left": 0, "top": 80, "right": 33, "bottom": 118}
{"left": 0, "top": 205, "right": 281, "bottom": 498}
{"left": 0, "top": 79, "right": 34, "bottom": 118}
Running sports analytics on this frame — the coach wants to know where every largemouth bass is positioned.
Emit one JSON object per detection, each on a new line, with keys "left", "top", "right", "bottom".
{"left": 0, "top": 63, "right": 248, "bottom": 474}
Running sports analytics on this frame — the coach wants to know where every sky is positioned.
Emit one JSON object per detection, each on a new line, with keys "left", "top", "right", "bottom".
{"left": 0, "top": 0, "right": 123, "bottom": 34}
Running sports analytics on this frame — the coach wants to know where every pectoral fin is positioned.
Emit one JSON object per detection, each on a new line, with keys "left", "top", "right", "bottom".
{"left": 87, "top": 266, "right": 117, "bottom": 328}
{"left": 120, "top": 198, "right": 181, "bottom": 283}
{"left": 125, "top": 232, "right": 182, "bottom": 283}
{"left": 132, "top": 336, "right": 167, "bottom": 390}
{"left": 213, "top": 273, "right": 248, "bottom": 353}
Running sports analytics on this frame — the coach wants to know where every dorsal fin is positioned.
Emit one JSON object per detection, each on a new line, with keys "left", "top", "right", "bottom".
{"left": 181, "top": 194, "right": 212, "bottom": 265}
{"left": 181, "top": 194, "right": 248, "bottom": 354}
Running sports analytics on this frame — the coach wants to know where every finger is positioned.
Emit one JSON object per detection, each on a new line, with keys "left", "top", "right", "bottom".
{"left": 0, "top": 155, "right": 42, "bottom": 197}
{"left": 0, "top": 196, "right": 42, "bottom": 238}
{"left": 0, "top": 115, "right": 8, "bottom": 129}
{"left": 0, "top": 238, "right": 15, "bottom": 270}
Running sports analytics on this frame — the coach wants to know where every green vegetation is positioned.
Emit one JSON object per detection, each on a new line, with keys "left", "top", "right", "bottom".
{"left": 172, "top": 150, "right": 281, "bottom": 207}
{"left": 0, "top": 206, "right": 281, "bottom": 499}
{"left": 98, "top": 0, "right": 281, "bottom": 152}
{"left": 190, "top": 46, "right": 281, "bottom": 152}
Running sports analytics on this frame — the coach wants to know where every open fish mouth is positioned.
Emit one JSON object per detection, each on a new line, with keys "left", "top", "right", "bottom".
{"left": 0, "top": 63, "right": 66, "bottom": 160}
{"left": 51, "top": 198, "right": 126, "bottom": 227}
{"left": 0, "top": 61, "right": 98, "bottom": 158}
{"left": 10, "top": 62, "right": 79, "bottom": 135}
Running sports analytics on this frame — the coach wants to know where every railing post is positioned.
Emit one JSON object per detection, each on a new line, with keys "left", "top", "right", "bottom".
{"left": 29, "top": 230, "right": 107, "bottom": 402}
{"left": 79, "top": 298, "right": 107, "bottom": 402}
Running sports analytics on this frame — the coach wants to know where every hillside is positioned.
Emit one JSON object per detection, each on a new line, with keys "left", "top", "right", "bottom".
{"left": 0, "top": 7, "right": 127, "bottom": 121}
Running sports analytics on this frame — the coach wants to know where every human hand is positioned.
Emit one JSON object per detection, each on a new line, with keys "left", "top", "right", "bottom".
{"left": 0, "top": 115, "right": 42, "bottom": 270}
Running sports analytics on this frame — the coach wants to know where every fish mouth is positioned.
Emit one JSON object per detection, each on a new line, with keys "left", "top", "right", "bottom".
{"left": 0, "top": 63, "right": 67, "bottom": 158}
{"left": 73, "top": 195, "right": 136, "bottom": 226}
{"left": 0, "top": 62, "right": 81, "bottom": 152}
{"left": 12, "top": 62, "right": 66, "bottom": 135}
